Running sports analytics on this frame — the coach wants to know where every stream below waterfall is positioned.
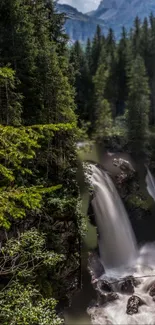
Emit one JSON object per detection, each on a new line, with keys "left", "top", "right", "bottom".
{"left": 65, "top": 161, "right": 155, "bottom": 325}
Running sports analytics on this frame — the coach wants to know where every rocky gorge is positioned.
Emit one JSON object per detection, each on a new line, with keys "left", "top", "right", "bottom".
{"left": 75, "top": 145, "right": 155, "bottom": 325}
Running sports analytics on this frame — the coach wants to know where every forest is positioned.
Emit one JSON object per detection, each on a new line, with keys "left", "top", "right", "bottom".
{"left": 0, "top": 0, "right": 155, "bottom": 324}
{"left": 72, "top": 16, "right": 155, "bottom": 160}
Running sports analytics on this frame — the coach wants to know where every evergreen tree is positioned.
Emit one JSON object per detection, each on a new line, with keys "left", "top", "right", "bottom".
{"left": 106, "top": 28, "right": 116, "bottom": 60}
{"left": 148, "top": 13, "right": 155, "bottom": 124}
{"left": 93, "top": 48, "right": 113, "bottom": 140}
{"left": 132, "top": 16, "right": 141, "bottom": 56}
{"left": 91, "top": 25, "right": 103, "bottom": 75}
{"left": 141, "top": 17, "right": 150, "bottom": 65}
{"left": 0, "top": 67, "right": 22, "bottom": 126}
{"left": 127, "top": 55, "right": 150, "bottom": 154}
{"left": 0, "top": 0, "right": 73, "bottom": 125}
{"left": 105, "top": 28, "right": 117, "bottom": 117}
{"left": 86, "top": 38, "right": 92, "bottom": 70}
{"left": 116, "top": 27, "right": 129, "bottom": 115}
{"left": 0, "top": 0, "right": 37, "bottom": 124}
{"left": 70, "top": 41, "right": 91, "bottom": 123}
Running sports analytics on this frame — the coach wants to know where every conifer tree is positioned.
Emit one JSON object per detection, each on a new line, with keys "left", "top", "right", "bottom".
{"left": 141, "top": 17, "right": 150, "bottom": 65}
{"left": 105, "top": 28, "right": 117, "bottom": 117}
{"left": 132, "top": 16, "right": 141, "bottom": 56}
{"left": 91, "top": 25, "right": 103, "bottom": 75}
{"left": 148, "top": 13, "right": 155, "bottom": 124}
{"left": 116, "top": 27, "right": 129, "bottom": 115}
{"left": 0, "top": 67, "right": 22, "bottom": 126}
{"left": 106, "top": 28, "right": 116, "bottom": 60}
{"left": 86, "top": 38, "right": 92, "bottom": 70}
{"left": 127, "top": 55, "right": 150, "bottom": 154}
{"left": 0, "top": 0, "right": 74, "bottom": 125}
{"left": 70, "top": 41, "right": 91, "bottom": 123}
{"left": 93, "top": 48, "right": 113, "bottom": 140}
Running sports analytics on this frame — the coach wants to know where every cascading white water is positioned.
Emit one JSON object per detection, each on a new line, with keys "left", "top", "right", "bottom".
{"left": 90, "top": 164, "right": 137, "bottom": 271}
{"left": 88, "top": 243, "right": 155, "bottom": 325}
{"left": 86, "top": 165, "right": 155, "bottom": 325}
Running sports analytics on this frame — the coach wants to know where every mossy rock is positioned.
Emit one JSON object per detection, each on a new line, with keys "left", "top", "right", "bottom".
{"left": 127, "top": 194, "right": 150, "bottom": 211}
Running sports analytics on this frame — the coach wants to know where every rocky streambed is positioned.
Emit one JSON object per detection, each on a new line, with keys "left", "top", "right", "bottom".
{"left": 87, "top": 249, "right": 155, "bottom": 325}
{"left": 85, "top": 156, "right": 155, "bottom": 325}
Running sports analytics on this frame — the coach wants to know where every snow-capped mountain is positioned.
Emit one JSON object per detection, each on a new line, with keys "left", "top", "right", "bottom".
{"left": 57, "top": 0, "right": 155, "bottom": 41}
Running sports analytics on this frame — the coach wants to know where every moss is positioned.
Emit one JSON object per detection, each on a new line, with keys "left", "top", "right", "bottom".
{"left": 127, "top": 194, "right": 150, "bottom": 210}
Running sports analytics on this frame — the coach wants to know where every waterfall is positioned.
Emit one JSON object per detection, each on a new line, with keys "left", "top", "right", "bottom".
{"left": 85, "top": 165, "right": 155, "bottom": 325}
{"left": 90, "top": 164, "right": 137, "bottom": 271}
{"left": 145, "top": 165, "right": 155, "bottom": 201}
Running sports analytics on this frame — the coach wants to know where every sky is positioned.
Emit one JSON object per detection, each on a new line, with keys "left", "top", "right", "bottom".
{"left": 58, "top": 0, "right": 101, "bottom": 13}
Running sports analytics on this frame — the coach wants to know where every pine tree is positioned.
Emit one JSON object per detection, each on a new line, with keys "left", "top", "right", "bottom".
{"left": 0, "top": 0, "right": 38, "bottom": 124}
{"left": 0, "top": 67, "right": 22, "bottom": 126}
{"left": 91, "top": 25, "right": 103, "bottom": 75}
{"left": 105, "top": 28, "right": 117, "bottom": 117}
{"left": 86, "top": 38, "right": 92, "bottom": 70}
{"left": 127, "top": 55, "right": 150, "bottom": 154}
{"left": 0, "top": 0, "right": 73, "bottom": 125}
{"left": 106, "top": 28, "right": 116, "bottom": 60}
{"left": 141, "top": 18, "right": 150, "bottom": 64}
{"left": 116, "top": 27, "right": 129, "bottom": 115}
{"left": 93, "top": 48, "right": 113, "bottom": 140}
{"left": 69, "top": 41, "right": 91, "bottom": 123}
{"left": 148, "top": 13, "right": 155, "bottom": 124}
{"left": 132, "top": 16, "right": 142, "bottom": 56}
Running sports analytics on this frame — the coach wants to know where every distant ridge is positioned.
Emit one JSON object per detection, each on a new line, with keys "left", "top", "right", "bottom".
{"left": 57, "top": 0, "right": 155, "bottom": 42}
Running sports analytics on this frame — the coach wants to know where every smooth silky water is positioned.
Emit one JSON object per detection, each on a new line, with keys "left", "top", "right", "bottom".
{"left": 65, "top": 164, "right": 155, "bottom": 325}
{"left": 90, "top": 164, "right": 138, "bottom": 271}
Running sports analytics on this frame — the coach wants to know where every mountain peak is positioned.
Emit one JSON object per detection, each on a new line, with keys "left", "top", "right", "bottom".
{"left": 58, "top": 0, "right": 155, "bottom": 42}
{"left": 97, "top": 0, "right": 124, "bottom": 10}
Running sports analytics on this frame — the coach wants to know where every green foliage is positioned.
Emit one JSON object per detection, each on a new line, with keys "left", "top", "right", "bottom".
{"left": 93, "top": 57, "right": 113, "bottom": 140}
{"left": 0, "top": 185, "right": 61, "bottom": 229}
{"left": 0, "top": 1, "right": 82, "bottom": 324}
{"left": 69, "top": 40, "right": 92, "bottom": 123}
{"left": 127, "top": 55, "right": 150, "bottom": 154}
{"left": 0, "top": 282, "right": 62, "bottom": 325}
{"left": 0, "top": 67, "right": 22, "bottom": 126}
{"left": 0, "top": 125, "right": 41, "bottom": 183}
{"left": 0, "top": 229, "right": 64, "bottom": 277}
{"left": 71, "top": 14, "right": 155, "bottom": 150}
{"left": 127, "top": 195, "right": 150, "bottom": 211}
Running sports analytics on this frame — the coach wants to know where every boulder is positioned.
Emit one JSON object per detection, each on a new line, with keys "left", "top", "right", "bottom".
{"left": 126, "top": 295, "right": 144, "bottom": 315}
{"left": 87, "top": 251, "right": 104, "bottom": 284}
{"left": 149, "top": 283, "right": 155, "bottom": 297}
{"left": 97, "top": 292, "right": 119, "bottom": 306}
{"left": 120, "top": 275, "right": 140, "bottom": 294}
{"left": 120, "top": 277, "right": 135, "bottom": 294}
{"left": 97, "top": 279, "right": 113, "bottom": 294}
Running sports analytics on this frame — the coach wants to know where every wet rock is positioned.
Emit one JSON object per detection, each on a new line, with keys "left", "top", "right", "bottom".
{"left": 87, "top": 251, "right": 104, "bottom": 283}
{"left": 149, "top": 283, "right": 155, "bottom": 297}
{"left": 97, "top": 292, "right": 119, "bottom": 306}
{"left": 88, "top": 299, "right": 99, "bottom": 308}
{"left": 93, "top": 279, "right": 119, "bottom": 306}
{"left": 126, "top": 295, "right": 144, "bottom": 315}
{"left": 120, "top": 276, "right": 140, "bottom": 294}
{"left": 97, "top": 280, "right": 113, "bottom": 294}
{"left": 121, "top": 277, "right": 135, "bottom": 294}
{"left": 113, "top": 158, "right": 135, "bottom": 174}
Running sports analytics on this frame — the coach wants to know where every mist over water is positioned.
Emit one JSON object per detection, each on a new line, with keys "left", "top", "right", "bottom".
{"left": 87, "top": 165, "right": 155, "bottom": 325}
{"left": 66, "top": 163, "right": 155, "bottom": 325}
{"left": 90, "top": 164, "right": 137, "bottom": 271}
{"left": 88, "top": 243, "right": 155, "bottom": 325}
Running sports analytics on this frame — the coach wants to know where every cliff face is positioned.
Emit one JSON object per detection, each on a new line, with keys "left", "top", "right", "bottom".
{"left": 57, "top": 0, "right": 155, "bottom": 41}
{"left": 91, "top": 0, "right": 155, "bottom": 37}
{"left": 57, "top": 4, "right": 106, "bottom": 43}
